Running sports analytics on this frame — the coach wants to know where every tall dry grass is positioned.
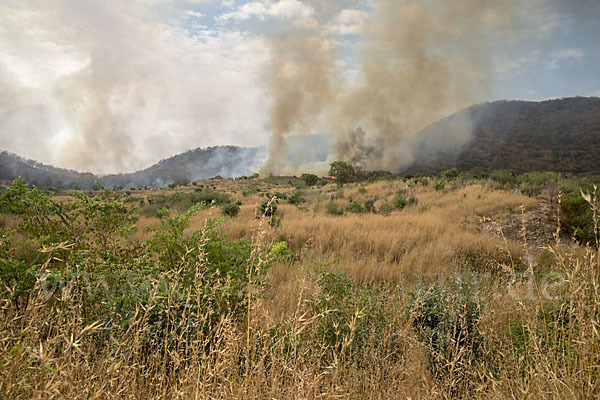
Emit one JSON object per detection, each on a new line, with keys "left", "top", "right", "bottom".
{"left": 2, "top": 179, "right": 597, "bottom": 399}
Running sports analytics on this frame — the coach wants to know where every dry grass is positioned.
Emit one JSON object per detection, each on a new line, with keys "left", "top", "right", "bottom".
{"left": 219, "top": 183, "right": 536, "bottom": 282}
{"left": 1, "top": 178, "right": 597, "bottom": 399}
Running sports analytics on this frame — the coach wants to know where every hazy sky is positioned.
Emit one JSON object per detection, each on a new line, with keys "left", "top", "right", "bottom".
{"left": 1, "top": 0, "right": 599, "bottom": 173}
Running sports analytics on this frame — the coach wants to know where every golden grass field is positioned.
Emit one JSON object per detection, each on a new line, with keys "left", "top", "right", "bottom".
{"left": 1, "top": 175, "right": 598, "bottom": 399}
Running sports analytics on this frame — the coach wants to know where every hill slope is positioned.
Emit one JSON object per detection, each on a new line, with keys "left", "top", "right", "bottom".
{"left": 2, "top": 97, "right": 600, "bottom": 188}
{"left": 0, "top": 146, "right": 265, "bottom": 189}
{"left": 406, "top": 96, "right": 600, "bottom": 174}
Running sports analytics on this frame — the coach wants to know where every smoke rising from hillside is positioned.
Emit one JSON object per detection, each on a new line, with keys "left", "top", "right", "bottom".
{"left": 0, "top": 1, "right": 267, "bottom": 174}
{"left": 263, "top": 0, "right": 596, "bottom": 174}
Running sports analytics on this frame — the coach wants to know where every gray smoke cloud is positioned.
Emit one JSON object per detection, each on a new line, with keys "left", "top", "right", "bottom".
{"left": 262, "top": 0, "right": 597, "bottom": 174}
{"left": 0, "top": 0, "right": 268, "bottom": 174}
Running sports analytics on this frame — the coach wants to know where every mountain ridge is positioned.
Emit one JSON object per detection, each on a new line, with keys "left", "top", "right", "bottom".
{"left": 2, "top": 96, "right": 600, "bottom": 189}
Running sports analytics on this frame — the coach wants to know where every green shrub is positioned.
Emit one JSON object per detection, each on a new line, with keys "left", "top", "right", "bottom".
{"left": 221, "top": 203, "right": 240, "bottom": 217}
{"left": 301, "top": 173, "right": 318, "bottom": 186}
{"left": 287, "top": 190, "right": 306, "bottom": 206}
{"left": 407, "top": 280, "right": 483, "bottom": 385}
{"left": 439, "top": 168, "right": 461, "bottom": 181}
{"left": 490, "top": 170, "right": 517, "bottom": 187}
{"left": 392, "top": 194, "right": 407, "bottom": 210}
{"left": 433, "top": 180, "right": 445, "bottom": 191}
{"left": 560, "top": 192, "right": 596, "bottom": 244}
{"left": 140, "top": 190, "right": 231, "bottom": 218}
{"left": 364, "top": 199, "right": 376, "bottom": 213}
{"left": 270, "top": 241, "right": 296, "bottom": 262}
{"left": 326, "top": 202, "right": 345, "bottom": 216}
{"left": 310, "top": 271, "right": 403, "bottom": 362}
{"left": 258, "top": 199, "right": 278, "bottom": 217}
{"left": 346, "top": 201, "right": 364, "bottom": 214}
{"left": 378, "top": 203, "right": 395, "bottom": 216}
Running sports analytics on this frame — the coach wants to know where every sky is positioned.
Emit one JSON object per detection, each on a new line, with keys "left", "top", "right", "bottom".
{"left": 0, "top": 0, "right": 599, "bottom": 174}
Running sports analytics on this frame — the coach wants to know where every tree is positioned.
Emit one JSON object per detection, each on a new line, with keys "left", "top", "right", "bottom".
{"left": 301, "top": 173, "right": 318, "bottom": 186}
{"left": 328, "top": 161, "right": 356, "bottom": 186}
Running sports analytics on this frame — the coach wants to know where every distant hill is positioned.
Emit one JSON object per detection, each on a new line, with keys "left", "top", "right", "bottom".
{"left": 2, "top": 97, "right": 600, "bottom": 188}
{"left": 406, "top": 96, "right": 600, "bottom": 174}
{"left": 0, "top": 146, "right": 265, "bottom": 189}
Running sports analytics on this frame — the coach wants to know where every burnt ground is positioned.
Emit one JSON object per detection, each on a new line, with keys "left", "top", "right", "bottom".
{"left": 479, "top": 196, "right": 568, "bottom": 253}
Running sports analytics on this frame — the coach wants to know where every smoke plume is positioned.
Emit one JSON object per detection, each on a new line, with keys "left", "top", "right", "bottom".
{"left": 262, "top": 0, "right": 521, "bottom": 174}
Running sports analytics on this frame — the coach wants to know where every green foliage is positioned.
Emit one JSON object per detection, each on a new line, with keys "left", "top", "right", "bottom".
{"left": 270, "top": 241, "right": 296, "bottom": 262}
{"left": 0, "top": 179, "right": 272, "bottom": 366}
{"left": 328, "top": 161, "right": 356, "bottom": 186}
{"left": 221, "top": 203, "right": 240, "bottom": 217}
{"left": 345, "top": 201, "right": 364, "bottom": 214}
{"left": 408, "top": 280, "right": 483, "bottom": 382}
{"left": 287, "top": 190, "right": 306, "bottom": 206}
{"left": 310, "top": 271, "right": 403, "bottom": 362}
{"left": 141, "top": 190, "right": 230, "bottom": 218}
{"left": 489, "top": 170, "right": 517, "bottom": 187}
{"left": 392, "top": 194, "right": 407, "bottom": 210}
{"left": 378, "top": 203, "right": 395, "bottom": 216}
{"left": 258, "top": 198, "right": 278, "bottom": 217}
{"left": 325, "top": 202, "right": 344, "bottom": 216}
{"left": 560, "top": 192, "right": 596, "bottom": 244}
{"left": 364, "top": 199, "right": 376, "bottom": 213}
{"left": 439, "top": 168, "right": 461, "bottom": 181}
{"left": 433, "top": 180, "right": 445, "bottom": 191}
{"left": 0, "top": 178, "right": 137, "bottom": 255}
{"left": 301, "top": 173, "right": 319, "bottom": 186}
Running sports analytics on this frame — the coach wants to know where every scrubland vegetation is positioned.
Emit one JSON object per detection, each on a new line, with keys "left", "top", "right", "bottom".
{"left": 1, "top": 169, "right": 599, "bottom": 398}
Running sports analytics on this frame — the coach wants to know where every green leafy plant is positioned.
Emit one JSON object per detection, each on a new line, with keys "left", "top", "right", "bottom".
{"left": 326, "top": 202, "right": 344, "bottom": 216}
{"left": 301, "top": 173, "right": 319, "bottom": 186}
{"left": 329, "top": 161, "right": 356, "bottom": 186}
{"left": 221, "top": 203, "right": 240, "bottom": 217}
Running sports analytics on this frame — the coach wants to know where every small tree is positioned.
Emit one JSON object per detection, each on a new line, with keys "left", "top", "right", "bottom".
{"left": 301, "top": 173, "right": 318, "bottom": 186}
{"left": 329, "top": 161, "right": 356, "bottom": 186}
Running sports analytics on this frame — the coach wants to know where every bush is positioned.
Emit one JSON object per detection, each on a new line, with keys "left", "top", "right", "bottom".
{"left": 329, "top": 161, "right": 356, "bottom": 186}
{"left": 408, "top": 280, "right": 483, "bottom": 387}
{"left": 270, "top": 241, "right": 296, "bottom": 262}
{"left": 221, "top": 203, "right": 240, "bottom": 217}
{"left": 433, "top": 180, "right": 445, "bottom": 191}
{"left": 364, "top": 199, "right": 376, "bottom": 213}
{"left": 326, "top": 202, "right": 344, "bottom": 216}
{"left": 439, "top": 168, "right": 461, "bottom": 181}
{"left": 141, "top": 190, "right": 231, "bottom": 218}
{"left": 560, "top": 192, "right": 596, "bottom": 244}
{"left": 258, "top": 199, "right": 278, "bottom": 217}
{"left": 378, "top": 203, "right": 395, "bottom": 216}
{"left": 287, "top": 190, "right": 306, "bottom": 206}
{"left": 310, "top": 271, "right": 403, "bottom": 362}
{"left": 490, "top": 170, "right": 517, "bottom": 187}
{"left": 392, "top": 194, "right": 407, "bottom": 210}
{"left": 301, "top": 173, "right": 318, "bottom": 186}
{"left": 345, "top": 201, "right": 364, "bottom": 214}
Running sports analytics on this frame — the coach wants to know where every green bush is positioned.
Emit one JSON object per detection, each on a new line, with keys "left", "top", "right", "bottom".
{"left": 378, "top": 203, "right": 395, "bottom": 216}
{"left": 345, "top": 201, "right": 364, "bottom": 214}
{"left": 287, "top": 190, "right": 306, "bottom": 206}
{"left": 141, "top": 190, "right": 231, "bottom": 218}
{"left": 433, "top": 180, "right": 445, "bottom": 191}
{"left": 439, "top": 168, "right": 461, "bottom": 181}
{"left": 392, "top": 194, "right": 407, "bottom": 210}
{"left": 326, "top": 202, "right": 345, "bottom": 216}
{"left": 301, "top": 173, "right": 318, "bottom": 186}
{"left": 489, "top": 170, "right": 517, "bottom": 187}
{"left": 408, "top": 280, "right": 483, "bottom": 384}
{"left": 221, "top": 203, "right": 240, "bottom": 217}
{"left": 258, "top": 199, "right": 278, "bottom": 217}
{"left": 364, "top": 199, "right": 376, "bottom": 213}
{"left": 560, "top": 192, "right": 596, "bottom": 244}
{"left": 310, "top": 271, "right": 403, "bottom": 362}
